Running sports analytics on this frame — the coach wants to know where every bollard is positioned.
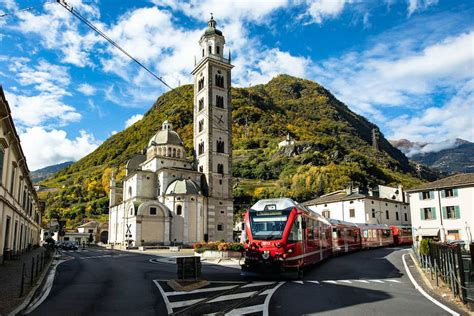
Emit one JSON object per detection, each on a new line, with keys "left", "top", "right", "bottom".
{"left": 19, "top": 263, "right": 26, "bottom": 297}
{"left": 30, "top": 257, "right": 34, "bottom": 285}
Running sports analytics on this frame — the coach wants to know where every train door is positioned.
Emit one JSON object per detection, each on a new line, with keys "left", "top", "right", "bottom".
{"left": 379, "top": 229, "right": 383, "bottom": 246}
{"left": 305, "top": 218, "right": 318, "bottom": 264}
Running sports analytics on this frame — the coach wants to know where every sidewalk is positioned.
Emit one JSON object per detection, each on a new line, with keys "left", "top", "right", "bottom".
{"left": 0, "top": 247, "right": 53, "bottom": 315}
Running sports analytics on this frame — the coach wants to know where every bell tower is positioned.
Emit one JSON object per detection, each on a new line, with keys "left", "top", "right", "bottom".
{"left": 192, "top": 15, "right": 234, "bottom": 241}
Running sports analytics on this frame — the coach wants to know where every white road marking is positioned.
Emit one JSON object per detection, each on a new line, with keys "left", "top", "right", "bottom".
{"left": 386, "top": 279, "right": 402, "bottom": 283}
{"left": 292, "top": 280, "right": 304, "bottom": 284}
{"left": 354, "top": 280, "right": 369, "bottom": 283}
{"left": 242, "top": 281, "right": 275, "bottom": 288}
{"left": 209, "top": 291, "right": 258, "bottom": 303}
{"left": 263, "top": 282, "right": 285, "bottom": 316}
{"left": 339, "top": 280, "right": 352, "bottom": 284}
{"left": 402, "top": 253, "right": 459, "bottom": 316}
{"left": 226, "top": 304, "right": 265, "bottom": 315}
{"left": 153, "top": 280, "right": 173, "bottom": 314}
{"left": 166, "top": 285, "right": 237, "bottom": 296}
{"left": 170, "top": 298, "right": 205, "bottom": 308}
{"left": 369, "top": 280, "right": 384, "bottom": 283}
{"left": 308, "top": 280, "right": 320, "bottom": 284}
{"left": 322, "top": 280, "right": 338, "bottom": 284}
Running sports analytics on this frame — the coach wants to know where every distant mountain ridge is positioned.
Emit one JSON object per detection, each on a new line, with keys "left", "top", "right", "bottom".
{"left": 31, "top": 161, "right": 74, "bottom": 183}
{"left": 390, "top": 138, "right": 473, "bottom": 173}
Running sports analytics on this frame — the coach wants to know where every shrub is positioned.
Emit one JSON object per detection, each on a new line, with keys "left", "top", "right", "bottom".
{"left": 419, "top": 238, "right": 430, "bottom": 256}
{"left": 193, "top": 241, "right": 244, "bottom": 253}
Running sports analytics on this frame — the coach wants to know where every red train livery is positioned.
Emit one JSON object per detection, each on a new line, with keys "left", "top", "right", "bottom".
{"left": 241, "top": 198, "right": 412, "bottom": 277}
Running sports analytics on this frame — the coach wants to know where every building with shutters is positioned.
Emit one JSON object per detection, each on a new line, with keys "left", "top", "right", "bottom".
{"left": 108, "top": 16, "right": 234, "bottom": 247}
{"left": 407, "top": 173, "right": 474, "bottom": 243}
{"left": 0, "top": 87, "right": 43, "bottom": 264}
{"left": 303, "top": 184, "right": 411, "bottom": 226}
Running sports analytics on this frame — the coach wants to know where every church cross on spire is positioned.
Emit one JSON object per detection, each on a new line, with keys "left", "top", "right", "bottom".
{"left": 208, "top": 13, "right": 216, "bottom": 28}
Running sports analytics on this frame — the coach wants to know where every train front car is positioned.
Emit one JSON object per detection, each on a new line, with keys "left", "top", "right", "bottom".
{"left": 241, "top": 198, "right": 306, "bottom": 278}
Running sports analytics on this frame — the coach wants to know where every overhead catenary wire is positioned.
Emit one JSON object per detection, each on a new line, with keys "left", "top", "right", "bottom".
{"left": 56, "top": 0, "right": 231, "bottom": 135}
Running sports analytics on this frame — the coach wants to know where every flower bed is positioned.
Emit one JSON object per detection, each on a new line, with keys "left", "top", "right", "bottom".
{"left": 193, "top": 241, "right": 244, "bottom": 259}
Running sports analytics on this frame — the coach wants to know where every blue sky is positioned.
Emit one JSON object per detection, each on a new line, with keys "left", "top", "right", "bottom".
{"left": 0, "top": 0, "right": 473, "bottom": 170}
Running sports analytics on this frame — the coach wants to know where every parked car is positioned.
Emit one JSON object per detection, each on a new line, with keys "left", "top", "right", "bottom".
{"left": 63, "top": 242, "right": 79, "bottom": 250}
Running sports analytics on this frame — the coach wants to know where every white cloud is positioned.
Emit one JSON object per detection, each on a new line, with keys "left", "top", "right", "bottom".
{"left": 305, "top": 0, "right": 349, "bottom": 24}
{"left": 77, "top": 83, "right": 96, "bottom": 96}
{"left": 6, "top": 93, "right": 81, "bottom": 127}
{"left": 407, "top": 0, "right": 438, "bottom": 16}
{"left": 125, "top": 114, "right": 144, "bottom": 128}
{"left": 19, "top": 127, "right": 99, "bottom": 170}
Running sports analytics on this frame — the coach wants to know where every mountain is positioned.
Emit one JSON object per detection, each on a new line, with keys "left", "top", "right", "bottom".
{"left": 40, "top": 75, "right": 427, "bottom": 227}
{"left": 30, "top": 161, "right": 74, "bottom": 183}
{"left": 390, "top": 138, "right": 474, "bottom": 173}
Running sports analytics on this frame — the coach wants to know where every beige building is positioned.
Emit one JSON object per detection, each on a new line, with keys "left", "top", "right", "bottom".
{"left": 108, "top": 16, "right": 233, "bottom": 247}
{"left": 303, "top": 185, "right": 411, "bottom": 226}
{"left": 0, "top": 87, "right": 43, "bottom": 263}
{"left": 407, "top": 173, "right": 474, "bottom": 243}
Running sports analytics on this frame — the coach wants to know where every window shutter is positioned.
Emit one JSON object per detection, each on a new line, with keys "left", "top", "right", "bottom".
{"left": 431, "top": 207, "right": 437, "bottom": 220}
{"left": 440, "top": 190, "right": 445, "bottom": 198}
{"left": 419, "top": 192, "right": 423, "bottom": 200}
{"left": 420, "top": 208, "right": 425, "bottom": 220}
{"left": 453, "top": 189, "right": 459, "bottom": 197}
{"left": 429, "top": 191, "right": 434, "bottom": 199}
{"left": 455, "top": 206, "right": 460, "bottom": 219}
{"left": 442, "top": 206, "right": 447, "bottom": 219}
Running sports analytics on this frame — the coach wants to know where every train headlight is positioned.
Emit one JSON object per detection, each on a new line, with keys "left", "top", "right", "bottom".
{"left": 286, "top": 248, "right": 293, "bottom": 254}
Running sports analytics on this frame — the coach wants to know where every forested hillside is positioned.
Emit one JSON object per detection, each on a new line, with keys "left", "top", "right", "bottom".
{"left": 40, "top": 75, "right": 426, "bottom": 227}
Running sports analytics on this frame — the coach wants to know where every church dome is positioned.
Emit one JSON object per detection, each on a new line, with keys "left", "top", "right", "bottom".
{"left": 148, "top": 121, "right": 183, "bottom": 147}
{"left": 203, "top": 15, "right": 222, "bottom": 37}
{"left": 165, "top": 179, "right": 201, "bottom": 195}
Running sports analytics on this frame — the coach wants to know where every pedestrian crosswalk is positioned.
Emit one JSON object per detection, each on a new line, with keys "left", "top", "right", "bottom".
{"left": 153, "top": 280, "right": 284, "bottom": 315}
{"left": 290, "top": 278, "right": 402, "bottom": 285}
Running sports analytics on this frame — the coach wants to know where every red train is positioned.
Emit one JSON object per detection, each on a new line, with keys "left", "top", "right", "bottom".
{"left": 241, "top": 198, "right": 412, "bottom": 277}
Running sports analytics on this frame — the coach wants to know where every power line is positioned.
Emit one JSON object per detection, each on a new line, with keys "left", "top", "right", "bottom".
{"left": 56, "top": 0, "right": 230, "bottom": 135}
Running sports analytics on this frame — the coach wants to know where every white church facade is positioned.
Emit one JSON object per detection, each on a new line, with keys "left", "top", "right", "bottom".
{"left": 108, "top": 17, "right": 234, "bottom": 247}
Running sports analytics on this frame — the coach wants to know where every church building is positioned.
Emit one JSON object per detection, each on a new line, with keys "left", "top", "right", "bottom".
{"left": 108, "top": 16, "right": 234, "bottom": 247}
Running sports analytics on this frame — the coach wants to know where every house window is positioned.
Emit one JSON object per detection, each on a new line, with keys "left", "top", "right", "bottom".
{"left": 372, "top": 209, "right": 375, "bottom": 218}
{"left": 202, "top": 49, "right": 204, "bottom": 57}
{"left": 198, "top": 120, "right": 204, "bottom": 132}
{"left": 215, "top": 74, "right": 224, "bottom": 88}
{"left": 322, "top": 210, "right": 330, "bottom": 218}
{"left": 396, "top": 212, "right": 399, "bottom": 221}
{"left": 150, "top": 207, "right": 157, "bottom": 215}
{"left": 199, "top": 165, "right": 203, "bottom": 172}
{"left": 443, "top": 188, "right": 458, "bottom": 198}
{"left": 209, "top": 45, "right": 212, "bottom": 54}
{"left": 386, "top": 210, "right": 389, "bottom": 219}
{"left": 88, "top": 229, "right": 93, "bottom": 234}
{"left": 404, "top": 213, "right": 408, "bottom": 221}
{"left": 420, "top": 191, "right": 433, "bottom": 200}
{"left": 10, "top": 164, "right": 16, "bottom": 194}
{"left": 216, "top": 95, "right": 224, "bottom": 108}
{"left": 349, "top": 209, "right": 355, "bottom": 218}
{"left": 443, "top": 206, "right": 460, "bottom": 219}
{"left": 216, "top": 139, "right": 225, "bottom": 153}
{"left": 217, "top": 224, "right": 224, "bottom": 231}
{"left": 198, "top": 142, "right": 205, "bottom": 155}
{"left": 198, "top": 78, "right": 205, "bottom": 91}
{"left": 421, "top": 207, "right": 436, "bottom": 220}
{"left": 216, "top": 46, "right": 220, "bottom": 54}
{"left": 176, "top": 205, "right": 182, "bottom": 216}
{"left": 130, "top": 207, "right": 134, "bottom": 216}
{"left": 217, "top": 163, "right": 224, "bottom": 174}
{"left": 198, "top": 98, "right": 204, "bottom": 111}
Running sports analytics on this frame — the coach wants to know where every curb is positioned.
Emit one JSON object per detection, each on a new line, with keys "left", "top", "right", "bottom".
{"left": 8, "top": 256, "right": 54, "bottom": 316}
{"left": 409, "top": 251, "right": 434, "bottom": 291}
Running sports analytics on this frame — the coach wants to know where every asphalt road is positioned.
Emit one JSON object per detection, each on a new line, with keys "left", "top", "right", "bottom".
{"left": 26, "top": 246, "right": 463, "bottom": 315}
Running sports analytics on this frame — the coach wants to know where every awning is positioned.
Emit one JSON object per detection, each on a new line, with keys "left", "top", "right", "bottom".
{"left": 416, "top": 228, "right": 439, "bottom": 236}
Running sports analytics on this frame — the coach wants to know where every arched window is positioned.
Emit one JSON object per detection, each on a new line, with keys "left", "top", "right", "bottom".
{"left": 128, "top": 186, "right": 132, "bottom": 198}
{"left": 202, "top": 49, "right": 204, "bottom": 57}
{"left": 177, "top": 149, "right": 181, "bottom": 158}
{"left": 217, "top": 163, "right": 224, "bottom": 174}
{"left": 215, "top": 74, "right": 224, "bottom": 88}
{"left": 216, "top": 139, "right": 225, "bottom": 153}
{"left": 198, "top": 142, "right": 205, "bottom": 155}
{"left": 176, "top": 205, "right": 182, "bottom": 216}
{"left": 216, "top": 95, "right": 224, "bottom": 108}
{"left": 198, "top": 98, "right": 204, "bottom": 111}
{"left": 0, "top": 146, "right": 5, "bottom": 185}
{"left": 198, "top": 78, "right": 205, "bottom": 91}
{"left": 216, "top": 46, "right": 220, "bottom": 54}
{"left": 173, "top": 148, "right": 176, "bottom": 157}
{"left": 198, "top": 119, "right": 204, "bottom": 132}
{"left": 168, "top": 147, "right": 171, "bottom": 157}
{"left": 208, "top": 46, "right": 212, "bottom": 54}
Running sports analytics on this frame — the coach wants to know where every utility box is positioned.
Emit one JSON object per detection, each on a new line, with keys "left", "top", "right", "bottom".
{"left": 176, "top": 256, "right": 201, "bottom": 280}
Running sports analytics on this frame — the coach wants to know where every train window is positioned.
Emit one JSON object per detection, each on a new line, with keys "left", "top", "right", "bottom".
{"left": 363, "top": 230, "right": 368, "bottom": 238}
{"left": 288, "top": 216, "right": 303, "bottom": 242}
{"left": 307, "top": 219, "right": 314, "bottom": 239}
